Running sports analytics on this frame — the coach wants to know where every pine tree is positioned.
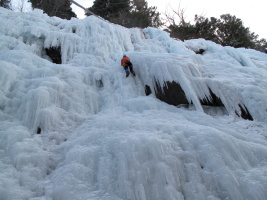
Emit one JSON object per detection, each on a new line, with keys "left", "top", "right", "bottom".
{"left": 88, "top": 0, "right": 130, "bottom": 21}
{"left": 88, "top": 0, "right": 111, "bottom": 19}
{"left": 28, "top": 0, "right": 76, "bottom": 20}
{"left": 215, "top": 14, "right": 256, "bottom": 48}
{"left": 123, "top": 0, "right": 162, "bottom": 28}
{"left": 165, "top": 12, "right": 266, "bottom": 51}
{"left": 88, "top": 0, "right": 162, "bottom": 28}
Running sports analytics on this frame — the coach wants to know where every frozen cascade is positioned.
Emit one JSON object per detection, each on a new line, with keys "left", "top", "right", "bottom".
{"left": 0, "top": 7, "right": 267, "bottom": 200}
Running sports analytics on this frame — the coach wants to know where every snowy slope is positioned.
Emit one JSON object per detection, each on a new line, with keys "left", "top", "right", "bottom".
{"left": 0, "top": 8, "right": 267, "bottom": 200}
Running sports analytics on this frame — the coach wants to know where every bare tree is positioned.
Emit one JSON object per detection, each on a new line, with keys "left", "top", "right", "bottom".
{"left": 163, "top": 1, "right": 187, "bottom": 27}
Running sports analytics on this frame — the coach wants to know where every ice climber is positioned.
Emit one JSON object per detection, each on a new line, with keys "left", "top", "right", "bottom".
{"left": 121, "top": 54, "right": 136, "bottom": 77}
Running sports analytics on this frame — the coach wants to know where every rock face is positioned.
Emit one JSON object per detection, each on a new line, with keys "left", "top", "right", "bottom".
{"left": 154, "top": 81, "right": 189, "bottom": 106}
{"left": 45, "top": 46, "right": 62, "bottom": 64}
{"left": 195, "top": 48, "right": 205, "bottom": 55}
{"left": 147, "top": 80, "right": 253, "bottom": 120}
{"left": 200, "top": 88, "right": 224, "bottom": 107}
{"left": 238, "top": 104, "right": 253, "bottom": 121}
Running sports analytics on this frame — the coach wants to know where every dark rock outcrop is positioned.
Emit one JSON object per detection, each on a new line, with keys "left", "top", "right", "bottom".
{"left": 45, "top": 46, "right": 62, "bottom": 64}
{"left": 153, "top": 81, "right": 189, "bottom": 106}
{"left": 237, "top": 104, "right": 253, "bottom": 120}
{"left": 147, "top": 80, "right": 253, "bottom": 120}
{"left": 37, "top": 126, "right": 41, "bottom": 134}
{"left": 200, "top": 89, "right": 224, "bottom": 107}
{"left": 145, "top": 85, "right": 152, "bottom": 96}
{"left": 195, "top": 49, "right": 205, "bottom": 55}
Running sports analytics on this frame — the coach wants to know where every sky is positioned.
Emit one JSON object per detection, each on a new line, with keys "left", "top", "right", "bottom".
{"left": 71, "top": 0, "right": 266, "bottom": 39}
{"left": 1, "top": 6, "right": 267, "bottom": 200}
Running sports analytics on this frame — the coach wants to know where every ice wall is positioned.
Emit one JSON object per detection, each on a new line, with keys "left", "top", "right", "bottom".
{"left": 45, "top": 109, "right": 267, "bottom": 200}
{"left": 2, "top": 8, "right": 267, "bottom": 124}
{"left": 0, "top": 7, "right": 267, "bottom": 200}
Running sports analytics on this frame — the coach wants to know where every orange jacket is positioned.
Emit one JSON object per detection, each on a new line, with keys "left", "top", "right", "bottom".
{"left": 121, "top": 56, "right": 130, "bottom": 66}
